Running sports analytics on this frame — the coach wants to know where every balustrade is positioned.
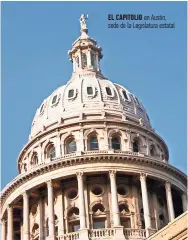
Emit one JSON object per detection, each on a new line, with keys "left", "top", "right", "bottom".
{"left": 57, "top": 232, "right": 79, "bottom": 240}
{"left": 123, "top": 228, "right": 146, "bottom": 238}
{"left": 89, "top": 228, "right": 115, "bottom": 239}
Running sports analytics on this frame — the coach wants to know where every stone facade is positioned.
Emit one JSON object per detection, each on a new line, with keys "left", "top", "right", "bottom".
{"left": 0, "top": 14, "right": 187, "bottom": 240}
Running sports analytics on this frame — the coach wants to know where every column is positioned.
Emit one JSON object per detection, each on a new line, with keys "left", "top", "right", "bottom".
{"left": 181, "top": 192, "right": 187, "bottom": 212}
{"left": 140, "top": 173, "right": 151, "bottom": 234}
{"left": 87, "top": 50, "right": 92, "bottom": 68}
{"left": 152, "top": 192, "right": 159, "bottom": 230}
{"left": 39, "top": 198, "right": 44, "bottom": 240}
{"left": 7, "top": 205, "right": 13, "bottom": 240}
{"left": 1, "top": 219, "right": 6, "bottom": 240}
{"left": 109, "top": 170, "right": 121, "bottom": 227}
{"left": 165, "top": 182, "right": 175, "bottom": 221}
{"left": 46, "top": 180, "right": 55, "bottom": 239}
{"left": 23, "top": 191, "right": 29, "bottom": 240}
{"left": 58, "top": 189, "right": 65, "bottom": 236}
{"left": 76, "top": 172, "right": 87, "bottom": 229}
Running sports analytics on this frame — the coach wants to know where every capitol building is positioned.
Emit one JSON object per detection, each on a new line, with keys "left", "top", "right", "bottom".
{"left": 1, "top": 15, "right": 187, "bottom": 240}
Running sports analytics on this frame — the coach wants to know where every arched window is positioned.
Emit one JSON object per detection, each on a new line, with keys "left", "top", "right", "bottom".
{"left": 92, "top": 203, "right": 106, "bottom": 229}
{"left": 150, "top": 144, "right": 157, "bottom": 157}
{"left": 31, "top": 153, "right": 38, "bottom": 166}
{"left": 32, "top": 223, "right": 39, "bottom": 239}
{"left": 68, "top": 207, "right": 80, "bottom": 233}
{"left": 106, "top": 87, "right": 112, "bottom": 96}
{"left": 91, "top": 52, "right": 95, "bottom": 68}
{"left": 88, "top": 135, "right": 99, "bottom": 150}
{"left": 81, "top": 52, "right": 87, "bottom": 68}
{"left": 46, "top": 143, "right": 56, "bottom": 160}
{"left": 112, "top": 137, "right": 121, "bottom": 150}
{"left": 67, "top": 139, "right": 77, "bottom": 153}
{"left": 133, "top": 139, "right": 139, "bottom": 152}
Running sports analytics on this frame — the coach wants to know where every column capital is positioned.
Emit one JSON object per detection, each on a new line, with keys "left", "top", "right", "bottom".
{"left": 7, "top": 205, "right": 13, "bottom": 212}
{"left": 1, "top": 219, "right": 6, "bottom": 225}
{"left": 46, "top": 179, "right": 53, "bottom": 187}
{"left": 76, "top": 171, "right": 84, "bottom": 180}
{"left": 23, "top": 190, "right": 29, "bottom": 199}
{"left": 140, "top": 173, "right": 147, "bottom": 181}
{"left": 109, "top": 170, "right": 117, "bottom": 178}
{"left": 165, "top": 181, "right": 172, "bottom": 191}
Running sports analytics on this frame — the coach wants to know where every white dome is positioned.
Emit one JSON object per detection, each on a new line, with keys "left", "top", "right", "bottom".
{"left": 30, "top": 21, "right": 151, "bottom": 138}
{"left": 31, "top": 73, "right": 151, "bottom": 138}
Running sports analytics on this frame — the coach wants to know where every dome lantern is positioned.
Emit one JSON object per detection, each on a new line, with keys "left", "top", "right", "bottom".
{"left": 68, "top": 14, "right": 103, "bottom": 74}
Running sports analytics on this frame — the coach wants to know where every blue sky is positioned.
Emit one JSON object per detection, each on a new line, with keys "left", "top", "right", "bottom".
{"left": 1, "top": 2, "right": 187, "bottom": 188}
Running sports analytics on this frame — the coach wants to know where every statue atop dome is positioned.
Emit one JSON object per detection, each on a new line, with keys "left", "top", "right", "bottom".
{"left": 79, "top": 14, "right": 88, "bottom": 33}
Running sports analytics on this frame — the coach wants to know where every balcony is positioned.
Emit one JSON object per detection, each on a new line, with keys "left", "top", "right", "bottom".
{"left": 57, "top": 228, "right": 156, "bottom": 240}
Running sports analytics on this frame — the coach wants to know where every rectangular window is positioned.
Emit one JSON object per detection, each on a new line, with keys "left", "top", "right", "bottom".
{"left": 68, "top": 89, "right": 74, "bottom": 98}
{"left": 93, "top": 219, "right": 105, "bottom": 229}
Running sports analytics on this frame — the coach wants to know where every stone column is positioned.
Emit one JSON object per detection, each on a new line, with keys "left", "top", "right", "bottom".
{"left": 152, "top": 192, "right": 159, "bottom": 231}
{"left": 165, "top": 182, "right": 175, "bottom": 221}
{"left": 76, "top": 172, "right": 89, "bottom": 240}
{"left": 76, "top": 172, "right": 87, "bottom": 229}
{"left": 181, "top": 192, "right": 187, "bottom": 212}
{"left": 39, "top": 197, "right": 44, "bottom": 240}
{"left": 140, "top": 173, "right": 151, "bottom": 236}
{"left": 109, "top": 170, "right": 120, "bottom": 227}
{"left": 23, "top": 191, "right": 29, "bottom": 240}
{"left": 87, "top": 50, "right": 92, "bottom": 68}
{"left": 46, "top": 180, "right": 55, "bottom": 239}
{"left": 58, "top": 189, "right": 65, "bottom": 236}
{"left": 7, "top": 205, "right": 13, "bottom": 240}
{"left": 1, "top": 219, "right": 6, "bottom": 240}
{"left": 109, "top": 171, "right": 124, "bottom": 240}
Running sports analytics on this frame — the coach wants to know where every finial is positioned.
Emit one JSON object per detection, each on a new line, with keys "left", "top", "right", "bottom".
{"left": 79, "top": 14, "right": 88, "bottom": 34}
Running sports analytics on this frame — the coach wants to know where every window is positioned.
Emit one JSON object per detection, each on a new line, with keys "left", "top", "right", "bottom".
{"left": 117, "top": 186, "right": 128, "bottom": 196}
{"left": 91, "top": 185, "right": 103, "bottom": 196}
{"left": 93, "top": 219, "right": 105, "bottom": 229}
{"left": 40, "top": 104, "right": 44, "bottom": 113}
{"left": 122, "top": 90, "right": 128, "bottom": 100}
{"left": 134, "top": 96, "right": 140, "bottom": 106}
{"left": 68, "top": 207, "right": 80, "bottom": 232}
{"left": 112, "top": 137, "right": 121, "bottom": 150}
{"left": 67, "top": 140, "right": 77, "bottom": 153}
{"left": 81, "top": 52, "right": 87, "bottom": 68}
{"left": 87, "top": 86, "right": 93, "bottom": 95}
{"left": 67, "top": 189, "right": 78, "bottom": 200}
{"left": 71, "top": 222, "right": 80, "bottom": 232}
{"left": 119, "top": 203, "right": 130, "bottom": 213}
{"left": 68, "top": 89, "right": 74, "bottom": 98}
{"left": 46, "top": 144, "right": 56, "bottom": 160}
{"left": 52, "top": 95, "right": 57, "bottom": 104}
{"left": 91, "top": 52, "right": 95, "bottom": 68}
{"left": 133, "top": 139, "right": 139, "bottom": 152}
{"left": 106, "top": 87, "right": 112, "bottom": 96}
{"left": 150, "top": 145, "right": 157, "bottom": 157}
{"left": 31, "top": 153, "right": 38, "bottom": 166}
{"left": 89, "top": 137, "right": 99, "bottom": 150}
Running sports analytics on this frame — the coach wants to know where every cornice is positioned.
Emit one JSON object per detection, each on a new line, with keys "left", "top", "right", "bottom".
{"left": 2, "top": 152, "right": 186, "bottom": 210}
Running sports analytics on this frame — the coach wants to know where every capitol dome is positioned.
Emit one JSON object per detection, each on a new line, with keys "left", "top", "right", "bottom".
{"left": 31, "top": 28, "right": 151, "bottom": 138}
{"left": 1, "top": 14, "right": 187, "bottom": 240}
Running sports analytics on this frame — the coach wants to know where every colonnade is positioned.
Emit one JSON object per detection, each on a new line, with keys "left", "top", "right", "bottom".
{"left": 1, "top": 172, "right": 187, "bottom": 240}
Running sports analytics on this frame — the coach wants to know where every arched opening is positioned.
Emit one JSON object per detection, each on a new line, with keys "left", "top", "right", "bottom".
{"left": 92, "top": 203, "right": 106, "bottom": 229}
{"left": 111, "top": 136, "right": 121, "bottom": 150}
{"left": 88, "top": 133, "right": 99, "bottom": 150}
{"left": 150, "top": 144, "right": 157, "bottom": 157}
{"left": 132, "top": 139, "right": 139, "bottom": 153}
{"left": 119, "top": 203, "right": 131, "bottom": 228}
{"left": 68, "top": 207, "right": 80, "bottom": 233}
{"left": 31, "top": 152, "right": 38, "bottom": 166}
{"left": 81, "top": 52, "right": 87, "bottom": 68}
{"left": 45, "top": 143, "right": 56, "bottom": 160}
{"left": 66, "top": 136, "right": 77, "bottom": 154}
{"left": 32, "top": 223, "right": 39, "bottom": 239}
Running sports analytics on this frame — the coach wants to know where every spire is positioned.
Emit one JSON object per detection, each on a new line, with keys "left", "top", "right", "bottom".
{"left": 68, "top": 14, "right": 103, "bottom": 74}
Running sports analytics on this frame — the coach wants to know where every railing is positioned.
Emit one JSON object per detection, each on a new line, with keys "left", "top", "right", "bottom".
{"left": 123, "top": 228, "right": 146, "bottom": 238}
{"left": 89, "top": 228, "right": 115, "bottom": 239}
{"left": 58, "top": 232, "right": 79, "bottom": 240}
{"left": 148, "top": 228, "right": 157, "bottom": 236}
